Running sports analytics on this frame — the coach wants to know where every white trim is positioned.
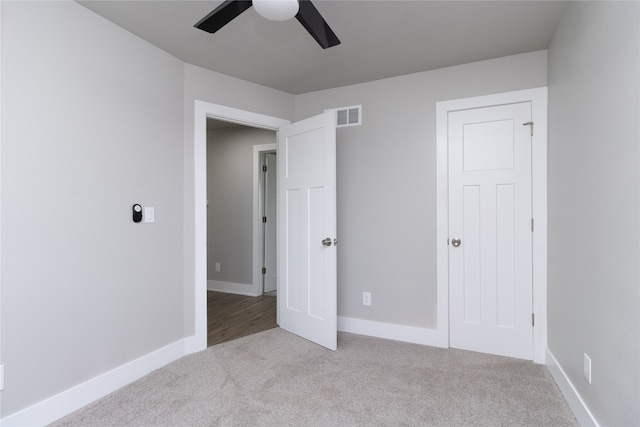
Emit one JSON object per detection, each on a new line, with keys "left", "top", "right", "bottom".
{"left": 338, "top": 317, "right": 448, "bottom": 348}
{"left": 207, "top": 280, "right": 258, "bottom": 297}
{"left": 192, "top": 101, "right": 289, "bottom": 355}
{"left": 530, "top": 89, "right": 548, "bottom": 363}
{"left": 546, "top": 348, "right": 600, "bottom": 427}
{"left": 436, "top": 87, "right": 548, "bottom": 363}
{"left": 1, "top": 339, "right": 186, "bottom": 427}
{"left": 0, "top": 1, "right": 4, "bottom": 390}
{"left": 253, "top": 143, "right": 277, "bottom": 296}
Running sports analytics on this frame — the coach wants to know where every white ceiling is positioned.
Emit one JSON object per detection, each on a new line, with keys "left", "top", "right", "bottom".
{"left": 78, "top": 0, "right": 568, "bottom": 94}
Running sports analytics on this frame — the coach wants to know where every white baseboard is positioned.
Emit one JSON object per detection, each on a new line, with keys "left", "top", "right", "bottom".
{"left": 207, "top": 280, "right": 258, "bottom": 296}
{"left": 1, "top": 339, "right": 187, "bottom": 427}
{"left": 546, "top": 348, "right": 599, "bottom": 427}
{"left": 338, "top": 316, "right": 448, "bottom": 348}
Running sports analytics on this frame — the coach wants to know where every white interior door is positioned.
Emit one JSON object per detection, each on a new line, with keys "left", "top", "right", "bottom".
{"left": 277, "top": 111, "right": 337, "bottom": 350}
{"left": 263, "top": 152, "right": 277, "bottom": 293}
{"left": 448, "top": 102, "right": 533, "bottom": 360}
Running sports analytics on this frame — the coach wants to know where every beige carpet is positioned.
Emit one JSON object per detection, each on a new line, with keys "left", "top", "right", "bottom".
{"left": 51, "top": 328, "right": 577, "bottom": 426}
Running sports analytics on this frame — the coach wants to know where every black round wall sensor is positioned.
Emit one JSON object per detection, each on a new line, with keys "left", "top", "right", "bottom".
{"left": 132, "top": 204, "right": 143, "bottom": 223}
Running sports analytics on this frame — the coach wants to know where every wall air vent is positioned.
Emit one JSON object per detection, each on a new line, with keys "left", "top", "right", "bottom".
{"left": 327, "top": 105, "right": 362, "bottom": 128}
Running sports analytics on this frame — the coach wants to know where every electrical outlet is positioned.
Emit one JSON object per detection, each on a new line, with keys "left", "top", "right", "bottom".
{"left": 362, "top": 292, "right": 372, "bottom": 306}
{"left": 215, "top": 263, "right": 221, "bottom": 272}
{"left": 584, "top": 353, "right": 592, "bottom": 384}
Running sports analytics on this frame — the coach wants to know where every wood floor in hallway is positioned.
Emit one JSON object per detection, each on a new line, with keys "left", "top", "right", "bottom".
{"left": 207, "top": 291, "right": 277, "bottom": 347}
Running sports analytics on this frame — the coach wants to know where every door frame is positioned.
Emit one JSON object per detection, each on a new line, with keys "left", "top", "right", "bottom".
{"left": 256, "top": 146, "right": 277, "bottom": 296}
{"left": 193, "top": 100, "right": 290, "bottom": 350}
{"left": 436, "top": 87, "right": 548, "bottom": 363}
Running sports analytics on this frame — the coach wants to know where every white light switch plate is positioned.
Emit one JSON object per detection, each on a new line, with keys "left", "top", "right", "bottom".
{"left": 144, "top": 207, "right": 155, "bottom": 223}
{"left": 0, "top": 364, "right": 5, "bottom": 390}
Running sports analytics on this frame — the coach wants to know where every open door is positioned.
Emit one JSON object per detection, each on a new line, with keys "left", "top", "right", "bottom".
{"left": 277, "top": 111, "right": 337, "bottom": 350}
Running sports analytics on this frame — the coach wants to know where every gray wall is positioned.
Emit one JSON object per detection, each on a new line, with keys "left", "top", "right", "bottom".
{"left": 206, "top": 126, "right": 275, "bottom": 284}
{"left": 1, "top": 1, "right": 184, "bottom": 417}
{"left": 547, "top": 2, "right": 639, "bottom": 426}
{"left": 1, "top": 1, "right": 296, "bottom": 416}
{"left": 294, "top": 51, "right": 547, "bottom": 328}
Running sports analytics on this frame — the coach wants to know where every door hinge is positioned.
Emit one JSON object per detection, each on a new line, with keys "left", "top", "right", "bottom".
{"left": 262, "top": 216, "right": 267, "bottom": 223}
{"left": 532, "top": 313, "right": 535, "bottom": 327}
{"left": 262, "top": 267, "right": 266, "bottom": 275}
{"left": 523, "top": 122, "right": 534, "bottom": 136}
{"left": 262, "top": 165, "right": 267, "bottom": 172}
{"left": 531, "top": 218, "right": 534, "bottom": 232}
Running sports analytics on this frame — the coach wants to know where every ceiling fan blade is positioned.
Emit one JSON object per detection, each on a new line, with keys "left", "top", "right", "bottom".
{"left": 295, "top": 0, "right": 341, "bottom": 49}
{"left": 195, "top": 0, "right": 253, "bottom": 34}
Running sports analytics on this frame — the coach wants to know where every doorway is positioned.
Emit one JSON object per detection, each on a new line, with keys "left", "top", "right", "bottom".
{"left": 206, "top": 119, "right": 278, "bottom": 346}
{"left": 191, "top": 101, "right": 290, "bottom": 352}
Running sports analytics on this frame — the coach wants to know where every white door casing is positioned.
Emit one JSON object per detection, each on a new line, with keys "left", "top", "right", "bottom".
{"left": 263, "top": 152, "right": 277, "bottom": 293}
{"left": 448, "top": 102, "right": 533, "bottom": 360}
{"left": 277, "top": 111, "right": 337, "bottom": 351}
{"left": 191, "top": 101, "right": 289, "bottom": 353}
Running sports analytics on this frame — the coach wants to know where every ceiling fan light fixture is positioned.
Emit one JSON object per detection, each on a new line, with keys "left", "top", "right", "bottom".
{"left": 253, "top": 0, "right": 299, "bottom": 21}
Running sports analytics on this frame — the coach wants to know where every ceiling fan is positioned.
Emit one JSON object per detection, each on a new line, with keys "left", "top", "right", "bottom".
{"left": 195, "top": 0, "right": 341, "bottom": 49}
